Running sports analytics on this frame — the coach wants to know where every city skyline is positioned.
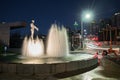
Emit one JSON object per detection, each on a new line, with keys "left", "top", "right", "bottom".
{"left": 0, "top": 0, "right": 120, "bottom": 35}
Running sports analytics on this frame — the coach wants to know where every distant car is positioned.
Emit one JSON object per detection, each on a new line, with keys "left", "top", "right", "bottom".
{"left": 102, "top": 50, "right": 108, "bottom": 56}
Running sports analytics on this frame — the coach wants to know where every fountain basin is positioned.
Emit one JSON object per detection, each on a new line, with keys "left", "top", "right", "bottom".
{"left": 0, "top": 53, "right": 98, "bottom": 77}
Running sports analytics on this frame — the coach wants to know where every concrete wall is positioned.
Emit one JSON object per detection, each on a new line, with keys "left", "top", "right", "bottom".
{"left": 0, "top": 57, "right": 98, "bottom": 79}
{"left": 0, "top": 26, "right": 10, "bottom": 46}
{"left": 0, "top": 22, "right": 26, "bottom": 46}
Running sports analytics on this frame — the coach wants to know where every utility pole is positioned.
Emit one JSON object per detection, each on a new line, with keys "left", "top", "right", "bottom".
{"left": 109, "top": 25, "right": 112, "bottom": 50}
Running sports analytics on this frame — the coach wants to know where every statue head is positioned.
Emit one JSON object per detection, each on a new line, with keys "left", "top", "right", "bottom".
{"left": 32, "top": 20, "right": 35, "bottom": 23}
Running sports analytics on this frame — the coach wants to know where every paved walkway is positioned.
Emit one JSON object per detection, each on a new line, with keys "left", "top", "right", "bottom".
{"left": 52, "top": 46, "right": 120, "bottom": 80}
{"left": 52, "top": 57, "right": 120, "bottom": 80}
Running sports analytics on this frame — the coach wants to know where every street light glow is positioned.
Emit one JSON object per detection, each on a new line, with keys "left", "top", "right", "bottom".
{"left": 82, "top": 10, "right": 93, "bottom": 22}
{"left": 80, "top": 10, "right": 94, "bottom": 48}
{"left": 85, "top": 14, "right": 90, "bottom": 19}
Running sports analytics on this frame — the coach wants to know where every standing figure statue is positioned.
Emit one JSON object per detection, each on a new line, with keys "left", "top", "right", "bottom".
{"left": 30, "top": 20, "right": 39, "bottom": 40}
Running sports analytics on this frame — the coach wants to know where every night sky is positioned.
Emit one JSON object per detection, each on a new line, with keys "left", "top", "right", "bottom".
{"left": 0, "top": 0, "right": 120, "bottom": 35}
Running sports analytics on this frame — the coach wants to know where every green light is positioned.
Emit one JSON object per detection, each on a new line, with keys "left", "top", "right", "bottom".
{"left": 74, "top": 21, "right": 78, "bottom": 27}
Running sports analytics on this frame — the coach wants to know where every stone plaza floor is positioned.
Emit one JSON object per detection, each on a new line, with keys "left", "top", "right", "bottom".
{"left": 54, "top": 55, "right": 120, "bottom": 80}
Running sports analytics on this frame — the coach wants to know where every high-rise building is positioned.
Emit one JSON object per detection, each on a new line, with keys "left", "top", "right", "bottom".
{"left": 111, "top": 12, "right": 120, "bottom": 28}
{"left": 97, "top": 12, "right": 120, "bottom": 44}
{"left": 90, "top": 21, "right": 99, "bottom": 35}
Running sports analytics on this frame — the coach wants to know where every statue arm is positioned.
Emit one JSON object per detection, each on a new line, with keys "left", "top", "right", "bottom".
{"left": 30, "top": 23, "right": 39, "bottom": 31}
{"left": 34, "top": 26, "right": 39, "bottom": 31}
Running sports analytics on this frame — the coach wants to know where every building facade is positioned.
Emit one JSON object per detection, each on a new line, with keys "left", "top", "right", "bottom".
{"left": 112, "top": 12, "right": 120, "bottom": 28}
{"left": 0, "top": 22, "right": 26, "bottom": 46}
{"left": 98, "top": 12, "right": 120, "bottom": 45}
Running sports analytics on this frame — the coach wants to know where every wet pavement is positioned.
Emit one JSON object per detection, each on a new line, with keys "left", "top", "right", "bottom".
{"left": 55, "top": 56, "right": 120, "bottom": 80}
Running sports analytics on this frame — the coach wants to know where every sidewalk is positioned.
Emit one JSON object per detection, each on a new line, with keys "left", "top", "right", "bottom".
{"left": 57, "top": 57, "right": 120, "bottom": 80}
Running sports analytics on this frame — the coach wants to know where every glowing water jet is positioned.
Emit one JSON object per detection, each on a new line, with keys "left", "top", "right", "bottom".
{"left": 22, "top": 36, "right": 44, "bottom": 57}
{"left": 46, "top": 24, "right": 69, "bottom": 57}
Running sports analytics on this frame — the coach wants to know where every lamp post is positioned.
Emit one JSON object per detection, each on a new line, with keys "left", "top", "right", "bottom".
{"left": 81, "top": 20, "right": 84, "bottom": 48}
{"left": 81, "top": 11, "right": 93, "bottom": 48}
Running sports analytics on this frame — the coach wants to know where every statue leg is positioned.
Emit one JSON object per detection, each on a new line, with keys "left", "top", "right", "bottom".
{"left": 31, "top": 31, "right": 34, "bottom": 40}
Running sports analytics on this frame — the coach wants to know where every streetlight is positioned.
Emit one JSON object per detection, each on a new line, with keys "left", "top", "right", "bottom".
{"left": 81, "top": 10, "right": 93, "bottom": 48}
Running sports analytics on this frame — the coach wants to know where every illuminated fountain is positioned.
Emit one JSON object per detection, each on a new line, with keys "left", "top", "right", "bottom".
{"left": 0, "top": 20, "right": 98, "bottom": 79}
{"left": 22, "top": 20, "right": 44, "bottom": 57}
{"left": 22, "top": 36, "right": 44, "bottom": 57}
{"left": 22, "top": 20, "right": 69, "bottom": 58}
{"left": 46, "top": 24, "right": 69, "bottom": 57}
